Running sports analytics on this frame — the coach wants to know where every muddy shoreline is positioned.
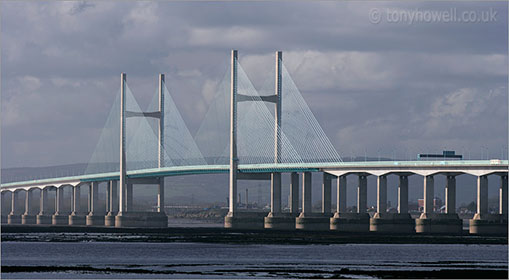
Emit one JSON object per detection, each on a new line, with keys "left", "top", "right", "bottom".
{"left": 2, "top": 265, "right": 508, "bottom": 279}
{"left": 2, "top": 225, "right": 507, "bottom": 244}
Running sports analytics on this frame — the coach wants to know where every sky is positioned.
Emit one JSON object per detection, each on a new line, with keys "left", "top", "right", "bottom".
{"left": 1, "top": 0, "right": 508, "bottom": 169}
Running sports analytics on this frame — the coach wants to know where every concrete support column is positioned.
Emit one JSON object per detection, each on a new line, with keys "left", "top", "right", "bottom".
{"left": 377, "top": 175, "right": 387, "bottom": 213}
{"left": 87, "top": 184, "right": 92, "bottom": 213}
{"left": 73, "top": 185, "right": 81, "bottom": 214}
{"left": 1, "top": 192, "right": 8, "bottom": 224}
{"left": 126, "top": 183, "right": 133, "bottom": 211}
{"left": 24, "top": 190, "right": 32, "bottom": 215}
{"left": 39, "top": 188, "right": 48, "bottom": 215}
{"left": 1, "top": 192, "right": 7, "bottom": 213}
{"left": 105, "top": 181, "right": 118, "bottom": 227}
{"left": 398, "top": 176, "right": 409, "bottom": 214}
{"left": 55, "top": 187, "right": 65, "bottom": 215}
{"left": 271, "top": 173, "right": 282, "bottom": 214}
{"left": 500, "top": 175, "right": 508, "bottom": 215}
{"left": 90, "top": 182, "right": 99, "bottom": 215}
{"left": 106, "top": 183, "right": 111, "bottom": 213}
{"left": 357, "top": 175, "right": 367, "bottom": 213}
{"left": 69, "top": 188, "right": 74, "bottom": 214}
{"left": 302, "top": 172, "right": 312, "bottom": 213}
{"left": 371, "top": 174, "right": 415, "bottom": 233}
{"left": 423, "top": 175, "right": 434, "bottom": 214}
{"left": 445, "top": 175, "right": 456, "bottom": 214}
{"left": 86, "top": 182, "right": 104, "bottom": 226}
{"left": 322, "top": 173, "right": 331, "bottom": 214}
{"left": 337, "top": 176, "right": 347, "bottom": 213}
{"left": 109, "top": 181, "right": 117, "bottom": 214}
{"left": 8, "top": 191, "right": 21, "bottom": 224}
{"left": 10, "top": 191, "right": 18, "bottom": 215}
{"left": 53, "top": 187, "right": 69, "bottom": 225}
{"left": 158, "top": 178, "right": 165, "bottom": 213}
{"left": 296, "top": 171, "right": 329, "bottom": 230}
{"left": 290, "top": 172, "right": 299, "bottom": 214}
{"left": 35, "top": 188, "right": 52, "bottom": 225}
{"left": 332, "top": 174, "right": 371, "bottom": 232}
{"left": 470, "top": 174, "right": 506, "bottom": 235}
{"left": 477, "top": 175, "right": 488, "bottom": 215}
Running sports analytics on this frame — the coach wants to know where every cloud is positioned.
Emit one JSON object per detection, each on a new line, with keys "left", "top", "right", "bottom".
{"left": 1, "top": 1, "right": 507, "bottom": 168}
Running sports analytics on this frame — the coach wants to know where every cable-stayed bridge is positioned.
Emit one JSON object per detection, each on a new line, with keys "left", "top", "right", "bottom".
{"left": 1, "top": 50, "right": 507, "bottom": 234}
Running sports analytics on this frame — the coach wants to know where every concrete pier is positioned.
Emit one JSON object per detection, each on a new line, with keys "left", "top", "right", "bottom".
{"left": 36, "top": 188, "right": 52, "bottom": 224}
{"left": 370, "top": 175, "right": 415, "bottom": 233}
{"left": 265, "top": 172, "right": 296, "bottom": 229}
{"left": 21, "top": 189, "right": 36, "bottom": 224}
{"left": 370, "top": 174, "right": 415, "bottom": 233}
{"left": 8, "top": 191, "right": 21, "bottom": 224}
{"left": 296, "top": 172, "right": 329, "bottom": 231}
{"left": 69, "top": 185, "right": 86, "bottom": 225}
{"left": 331, "top": 174, "right": 370, "bottom": 232}
{"left": 470, "top": 175, "right": 508, "bottom": 235}
{"left": 416, "top": 175, "right": 462, "bottom": 233}
{"left": 52, "top": 187, "right": 69, "bottom": 225}
{"left": 86, "top": 182, "right": 104, "bottom": 226}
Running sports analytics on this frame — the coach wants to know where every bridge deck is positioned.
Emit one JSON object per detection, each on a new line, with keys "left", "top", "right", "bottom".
{"left": 1, "top": 160, "right": 507, "bottom": 191}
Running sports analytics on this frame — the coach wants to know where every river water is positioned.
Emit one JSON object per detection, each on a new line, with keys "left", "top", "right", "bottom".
{"left": 1, "top": 242, "right": 507, "bottom": 279}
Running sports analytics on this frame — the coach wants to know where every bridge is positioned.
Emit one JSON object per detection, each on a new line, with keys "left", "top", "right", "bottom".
{"left": 1, "top": 50, "right": 507, "bottom": 235}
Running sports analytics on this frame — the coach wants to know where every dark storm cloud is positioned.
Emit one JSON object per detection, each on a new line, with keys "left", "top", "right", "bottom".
{"left": 1, "top": 1, "right": 507, "bottom": 168}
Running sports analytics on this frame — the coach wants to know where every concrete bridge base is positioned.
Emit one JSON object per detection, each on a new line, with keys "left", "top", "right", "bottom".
{"left": 115, "top": 212, "right": 168, "bottom": 228}
{"left": 264, "top": 213, "right": 297, "bottom": 230}
{"left": 86, "top": 214, "right": 105, "bottom": 226}
{"left": 296, "top": 213, "right": 331, "bottom": 231}
{"left": 21, "top": 214, "right": 36, "bottom": 225}
{"left": 369, "top": 213, "right": 415, "bottom": 233}
{"left": 469, "top": 214, "right": 508, "bottom": 235}
{"left": 415, "top": 213, "right": 463, "bottom": 234}
{"left": 52, "top": 214, "right": 70, "bottom": 225}
{"left": 7, "top": 214, "right": 21, "bottom": 224}
{"left": 69, "top": 214, "right": 86, "bottom": 226}
{"left": 36, "top": 214, "right": 52, "bottom": 225}
{"left": 224, "top": 212, "right": 266, "bottom": 229}
{"left": 105, "top": 213, "right": 116, "bottom": 227}
{"left": 330, "top": 212, "right": 370, "bottom": 232}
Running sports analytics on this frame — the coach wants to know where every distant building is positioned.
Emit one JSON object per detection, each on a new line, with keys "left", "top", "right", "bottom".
{"left": 418, "top": 197, "right": 443, "bottom": 212}
{"left": 418, "top": 150, "right": 462, "bottom": 160}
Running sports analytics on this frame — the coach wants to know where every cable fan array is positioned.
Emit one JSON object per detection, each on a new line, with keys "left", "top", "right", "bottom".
{"left": 86, "top": 56, "right": 342, "bottom": 174}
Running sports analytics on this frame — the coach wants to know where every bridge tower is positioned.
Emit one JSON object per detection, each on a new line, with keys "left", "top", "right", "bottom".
{"left": 115, "top": 73, "right": 168, "bottom": 228}
{"left": 224, "top": 50, "right": 289, "bottom": 229}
